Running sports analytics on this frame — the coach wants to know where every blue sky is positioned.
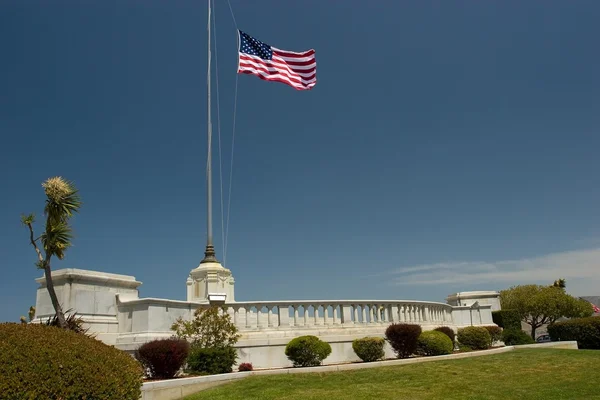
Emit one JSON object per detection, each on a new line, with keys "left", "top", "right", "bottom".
{"left": 1, "top": 1, "right": 599, "bottom": 322}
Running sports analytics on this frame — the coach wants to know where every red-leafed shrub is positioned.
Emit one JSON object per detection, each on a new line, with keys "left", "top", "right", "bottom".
{"left": 385, "top": 323, "right": 422, "bottom": 359}
{"left": 434, "top": 326, "right": 456, "bottom": 343}
{"left": 135, "top": 338, "right": 190, "bottom": 379}
{"left": 238, "top": 362, "right": 253, "bottom": 372}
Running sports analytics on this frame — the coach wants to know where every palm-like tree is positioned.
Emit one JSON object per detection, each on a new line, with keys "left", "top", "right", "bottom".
{"left": 22, "top": 177, "right": 81, "bottom": 328}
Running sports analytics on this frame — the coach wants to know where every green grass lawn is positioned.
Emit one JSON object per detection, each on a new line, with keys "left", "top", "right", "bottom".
{"left": 184, "top": 349, "right": 600, "bottom": 400}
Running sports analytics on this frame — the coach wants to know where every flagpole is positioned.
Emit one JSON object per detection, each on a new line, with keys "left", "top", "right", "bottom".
{"left": 202, "top": 0, "right": 217, "bottom": 263}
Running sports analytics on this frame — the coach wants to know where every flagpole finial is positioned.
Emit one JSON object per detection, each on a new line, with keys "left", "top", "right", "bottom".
{"left": 201, "top": 244, "right": 218, "bottom": 264}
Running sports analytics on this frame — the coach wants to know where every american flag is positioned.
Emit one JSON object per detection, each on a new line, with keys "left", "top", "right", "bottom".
{"left": 237, "top": 30, "right": 316, "bottom": 91}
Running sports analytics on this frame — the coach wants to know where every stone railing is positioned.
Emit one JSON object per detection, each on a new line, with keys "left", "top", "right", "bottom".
{"left": 225, "top": 300, "right": 454, "bottom": 331}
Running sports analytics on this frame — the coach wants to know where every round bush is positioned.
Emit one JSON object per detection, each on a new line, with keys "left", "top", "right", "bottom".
{"left": 352, "top": 337, "right": 385, "bottom": 362}
{"left": 187, "top": 346, "right": 237, "bottom": 374}
{"left": 0, "top": 323, "right": 142, "bottom": 399}
{"left": 502, "top": 329, "right": 535, "bottom": 346}
{"left": 135, "top": 338, "right": 189, "bottom": 379}
{"left": 483, "top": 325, "right": 503, "bottom": 346}
{"left": 433, "top": 326, "right": 456, "bottom": 343}
{"left": 416, "top": 331, "right": 454, "bottom": 356}
{"left": 238, "top": 362, "right": 253, "bottom": 372}
{"left": 385, "top": 323, "right": 422, "bottom": 359}
{"left": 285, "top": 335, "right": 332, "bottom": 367}
{"left": 457, "top": 326, "right": 491, "bottom": 350}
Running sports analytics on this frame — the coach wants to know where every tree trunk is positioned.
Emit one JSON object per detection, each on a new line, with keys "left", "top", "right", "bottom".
{"left": 530, "top": 325, "right": 537, "bottom": 340}
{"left": 43, "top": 263, "right": 67, "bottom": 328}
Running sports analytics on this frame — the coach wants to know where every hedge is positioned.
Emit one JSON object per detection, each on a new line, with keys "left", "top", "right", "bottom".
{"left": 457, "top": 326, "right": 490, "bottom": 350}
{"left": 492, "top": 309, "right": 521, "bottom": 330}
{"left": 285, "top": 335, "right": 332, "bottom": 367}
{"left": 416, "top": 331, "right": 454, "bottom": 356}
{"left": 385, "top": 323, "right": 422, "bottom": 359}
{"left": 502, "top": 329, "right": 535, "bottom": 345}
{"left": 352, "top": 337, "right": 385, "bottom": 362}
{"left": 0, "top": 323, "right": 142, "bottom": 400}
{"left": 547, "top": 317, "right": 600, "bottom": 349}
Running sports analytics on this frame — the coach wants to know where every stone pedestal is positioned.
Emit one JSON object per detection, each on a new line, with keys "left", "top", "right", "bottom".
{"left": 186, "top": 261, "right": 235, "bottom": 303}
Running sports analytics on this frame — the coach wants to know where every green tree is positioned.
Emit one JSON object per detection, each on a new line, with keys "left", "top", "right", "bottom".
{"left": 171, "top": 306, "right": 240, "bottom": 348}
{"left": 21, "top": 177, "right": 81, "bottom": 329}
{"left": 552, "top": 278, "right": 566, "bottom": 289}
{"left": 500, "top": 284, "right": 593, "bottom": 339}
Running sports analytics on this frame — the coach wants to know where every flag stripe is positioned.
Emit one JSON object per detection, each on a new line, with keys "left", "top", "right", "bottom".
{"left": 239, "top": 54, "right": 316, "bottom": 78}
{"left": 237, "top": 30, "right": 316, "bottom": 90}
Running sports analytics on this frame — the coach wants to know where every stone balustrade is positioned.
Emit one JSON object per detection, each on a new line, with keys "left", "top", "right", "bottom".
{"left": 225, "top": 300, "right": 454, "bottom": 331}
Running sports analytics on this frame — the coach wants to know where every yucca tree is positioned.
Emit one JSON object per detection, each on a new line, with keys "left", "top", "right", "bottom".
{"left": 21, "top": 177, "right": 81, "bottom": 329}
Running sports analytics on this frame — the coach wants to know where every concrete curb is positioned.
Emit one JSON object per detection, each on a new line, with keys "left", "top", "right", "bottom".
{"left": 140, "top": 341, "right": 578, "bottom": 400}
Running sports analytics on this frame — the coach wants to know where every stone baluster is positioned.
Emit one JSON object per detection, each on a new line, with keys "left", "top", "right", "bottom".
{"left": 351, "top": 304, "right": 358, "bottom": 324}
{"left": 361, "top": 305, "right": 367, "bottom": 324}
{"left": 423, "top": 305, "right": 429, "bottom": 322}
{"left": 383, "top": 304, "right": 389, "bottom": 322}
{"left": 268, "top": 306, "right": 274, "bottom": 328}
{"left": 314, "top": 305, "right": 319, "bottom": 326}
{"left": 256, "top": 306, "right": 262, "bottom": 328}
{"left": 232, "top": 306, "right": 239, "bottom": 327}
{"left": 293, "top": 305, "right": 299, "bottom": 327}
{"left": 369, "top": 304, "right": 374, "bottom": 324}
{"left": 333, "top": 305, "right": 338, "bottom": 325}
{"left": 323, "top": 305, "right": 329, "bottom": 325}
{"left": 304, "top": 305, "right": 309, "bottom": 326}
{"left": 245, "top": 305, "right": 251, "bottom": 329}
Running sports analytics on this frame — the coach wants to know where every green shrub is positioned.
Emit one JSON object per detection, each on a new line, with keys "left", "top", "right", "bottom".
{"left": 483, "top": 325, "right": 503, "bottom": 346}
{"left": 135, "top": 338, "right": 189, "bottom": 379}
{"left": 547, "top": 317, "right": 600, "bottom": 349}
{"left": 433, "top": 326, "right": 456, "bottom": 343}
{"left": 492, "top": 309, "right": 521, "bottom": 330}
{"left": 502, "top": 329, "right": 535, "bottom": 345}
{"left": 416, "top": 331, "right": 454, "bottom": 356}
{"left": 0, "top": 323, "right": 142, "bottom": 400}
{"left": 352, "top": 337, "right": 385, "bottom": 362}
{"left": 458, "top": 344, "right": 473, "bottom": 352}
{"left": 187, "top": 346, "right": 238, "bottom": 375}
{"left": 285, "top": 335, "right": 332, "bottom": 367}
{"left": 385, "top": 323, "right": 422, "bottom": 359}
{"left": 457, "top": 326, "right": 491, "bottom": 350}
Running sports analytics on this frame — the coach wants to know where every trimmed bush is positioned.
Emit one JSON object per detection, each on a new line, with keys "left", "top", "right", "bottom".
{"left": 187, "top": 346, "right": 237, "bottom": 374}
{"left": 238, "top": 362, "right": 253, "bottom": 372}
{"left": 457, "top": 326, "right": 491, "bottom": 350}
{"left": 135, "top": 338, "right": 189, "bottom": 379}
{"left": 285, "top": 335, "right": 332, "bottom": 367}
{"left": 492, "top": 309, "right": 521, "bottom": 331}
{"left": 502, "top": 329, "right": 535, "bottom": 345}
{"left": 416, "top": 331, "right": 454, "bottom": 356}
{"left": 434, "top": 326, "right": 456, "bottom": 343}
{"left": 0, "top": 323, "right": 142, "bottom": 399}
{"left": 385, "top": 323, "right": 422, "bottom": 359}
{"left": 483, "top": 325, "right": 503, "bottom": 346}
{"left": 547, "top": 317, "right": 600, "bottom": 349}
{"left": 352, "top": 337, "right": 385, "bottom": 362}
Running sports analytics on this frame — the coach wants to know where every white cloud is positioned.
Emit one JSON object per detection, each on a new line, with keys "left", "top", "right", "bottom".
{"left": 390, "top": 247, "right": 600, "bottom": 296}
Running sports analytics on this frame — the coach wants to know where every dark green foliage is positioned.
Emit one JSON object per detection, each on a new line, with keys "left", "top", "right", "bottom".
{"left": 433, "top": 326, "right": 456, "bottom": 343}
{"left": 548, "top": 317, "right": 600, "bottom": 349}
{"left": 416, "top": 331, "right": 454, "bottom": 356}
{"left": 187, "top": 346, "right": 238, "bottom": 375}
{"left": 285, "top": 335, "right": 332, "bottom": 367}
{"left": 385, "top": 323, "right": 422, "bottom": 359}
{"left": 483, "top": 325, "right": 503, "bottom": 346}
{"left": 0, "top": 323, "right": 142, "bottom": 400}
{"left": 352, "top": 337, "right": 385, "bottom": 362}
{"left": 135, "top": 338, "right": 189, "bottom": 379}
{"left": 238, "top": 362, "right": 253, "bottom": 372}
{"left": 457, "top": 326, "right": 491, "bottom": 350}
{"left": 502, "top": 329, "right": 535, "bottom": 345}
{"left": 492, "top": 310, "right": 522, "bottom": 330}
